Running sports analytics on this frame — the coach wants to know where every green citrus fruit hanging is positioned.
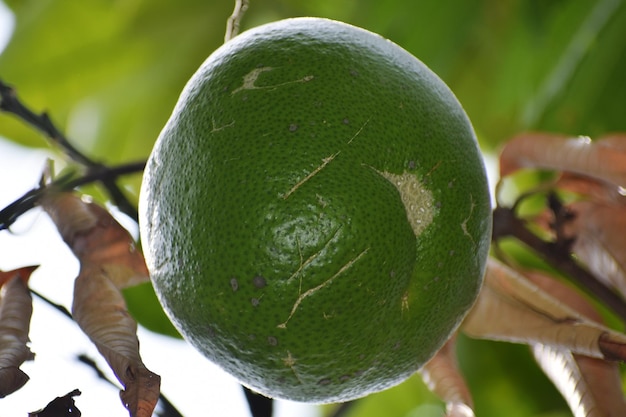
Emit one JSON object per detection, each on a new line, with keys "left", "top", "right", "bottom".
{"left": 139, "top": 17, "right": 491, "bottom": 403}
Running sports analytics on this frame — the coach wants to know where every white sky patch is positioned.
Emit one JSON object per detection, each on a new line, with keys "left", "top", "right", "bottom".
{"left": 0, "top": 2, "right": 14, "bottom": 55}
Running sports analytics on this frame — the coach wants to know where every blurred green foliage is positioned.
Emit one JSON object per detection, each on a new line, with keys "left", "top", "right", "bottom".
{"left": 1, "top": 0, "right": 626, "bottom": 416}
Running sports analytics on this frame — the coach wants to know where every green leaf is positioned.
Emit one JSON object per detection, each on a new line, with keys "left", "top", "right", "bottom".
{"left": 123, "top": 282, "right": 180, "bottom": 338}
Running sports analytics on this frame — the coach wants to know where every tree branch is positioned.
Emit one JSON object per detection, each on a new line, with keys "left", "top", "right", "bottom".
{"left": 224, "top": 0, "right": 249, "bottom": 42}
{"left": 0, "top": 161, "right": 145, "bottom": 232}
{"left": 327, "top": 401, "right": 356, "bottom": 417}
{"left": 492, "top": 205, "right": 626, "bottom": 323}
{"left": 0, "top": 79, "right": 140, "bottom": 221}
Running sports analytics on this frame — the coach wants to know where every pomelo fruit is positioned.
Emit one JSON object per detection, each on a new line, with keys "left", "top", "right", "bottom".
{"left": 139, "top": 17, "right": 491, "bottom": 403}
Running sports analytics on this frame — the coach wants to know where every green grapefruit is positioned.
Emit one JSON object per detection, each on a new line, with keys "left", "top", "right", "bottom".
{"left": 139, "top": 17, "right": 491, "bottom": 403}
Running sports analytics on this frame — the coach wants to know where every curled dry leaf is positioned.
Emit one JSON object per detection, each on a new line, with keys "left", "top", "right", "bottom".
{"left": 525, "top": 270, "right": 626, "bottom": 417}
{"left": 0, "top": 265, "right": 39, "bottom": 286}
{"left": 0, "top": 266, "right": 37, "bottom": 398}
{"left": 556, "top": 173, "right": 626, "bottom": 207}
{"left": 561, "top": 201, "right": 626, "bottom": 299}
{"left": 499, "top": 133, "right": 626, "bottom": 188}
{"left": 73, "top": 267, "right": 160, "bottom": 417}
{"left": 41, "top": 192, "right": 149, "bottom": 289}
{"left": 526, "top": 170, "right": 626, "bottom": 301}
{"left": 41, "top": 192, "right": 160, "bottom": 416}
{"left": 529, "top": 172, "right": 626, "bottom": 300}
{"left": 462, "top": 258, "right": 626, "bottom": 361}
{"left": 419, "top": 335, "right": 475, "bottom": 417}
{"left": 533, "top": 346, "right": 626, "bottom": 417}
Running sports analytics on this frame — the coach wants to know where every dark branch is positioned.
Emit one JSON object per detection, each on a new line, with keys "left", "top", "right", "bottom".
{"left": 327, "top": 401, "right": 356, "bottom": 417}
{"left": 492, "top": 205, "right": 626, "bottom": 323}
{"left": 0, "top": 161, "right": 145, "bottom": 231}
{"left": 30, "top": 289, "right": 73, "bottom": 319}
{"left": 0, "top": 81, "right": 93, "bottom": 165}
{"left": 0, "top": 79, "right": 140, "bottom": 221}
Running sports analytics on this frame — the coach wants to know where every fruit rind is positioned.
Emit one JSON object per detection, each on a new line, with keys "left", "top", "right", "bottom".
{"left": 140, "top": 17, "right": 491, "bottom": 403}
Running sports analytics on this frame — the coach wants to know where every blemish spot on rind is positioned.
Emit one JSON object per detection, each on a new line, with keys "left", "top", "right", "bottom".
{"left": 375, "top": 170, "right": 435, "bottom": 236}
{"left": 318, "top": 378, "right": 332, "bottom": 386}
{"left": 253, "top": 275, "right": 267, "bottom": 289}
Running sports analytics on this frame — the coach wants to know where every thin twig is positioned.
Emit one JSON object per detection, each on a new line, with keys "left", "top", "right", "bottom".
{"left": 0, "top": 80, "right": 93, "bottom": 165}
{"left": 224, "top": 0, "right": 249, "bottom": 42}
{"left": 30, "top": 289, "right": 73, "bottom": 319}
{"left": 0, "top": 161, "right": 146, "bottom": 231}
{"left": 0, "top": 79, "right": 140, "bottom": 221}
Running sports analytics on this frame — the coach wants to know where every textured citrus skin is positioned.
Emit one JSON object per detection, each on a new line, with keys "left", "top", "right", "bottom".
{"left": 140, "top": 17, "right": 491, "bottom": 403}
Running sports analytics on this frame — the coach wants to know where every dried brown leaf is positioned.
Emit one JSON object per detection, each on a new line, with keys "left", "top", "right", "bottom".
{"left": 556, "top": 173, "right": 626, "bottom": 206}
{"left": 525, "top": 271, "right": 626, "bottom": 417}
{"left": 559, "top": 201, "right": 626, "bottom": 298}
{"left": 41, "top": 192, "right": 160, "bottom": 416}
{"left": 499, "top": 133, "right": 626, "bottom": 188}
{"left": 0, "top": 267, "right": 37, "bottom": 397}
{"left": 420, "top": 335, "right": 475, "bottom": 417}
{"left": 72, "top": 266, "right": 160, "bottom": 417}
{"left": 534, "top": 345, "right": 626, "bottom": 417}
{"left": 462, "top": 259, "right": 626, "bottom": 361}
{"left": 0, "top": 265, "right": 39, "bottom": 286}
{"left": 41, "top": 192, "right": 148, "bottom": 289}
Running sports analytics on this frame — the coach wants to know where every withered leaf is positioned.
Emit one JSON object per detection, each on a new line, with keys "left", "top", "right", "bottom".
{"left": 556, "top": 173, "right": 626, "bottom": 206}
{"left": 462, "top": 259, "right": 626, "bottom": 361}
{"left": 500, "top": 133, "right": 626, "bottom": 188}
{"left": 562, "top": 201, "right": 626, "bottom": 299}
{"left": 419, "top": 335, "right": 475, "bottom": 417}
{"left": 41, "top": 192, "right": 160, "bottom": 416}
{"left": 42, "top": 192, "right": 149, "bottom": 289}
{"left": 72, "top": 267, "right": 160, "bottom": 417}
{"left": 0, "top": 265, "right": 39, "bottom": 286}
{"left": 526, "top": 270, "right": 626, "bottom": 417}
{"left": 0, "top": 266, "right": 37, "bottom": 398}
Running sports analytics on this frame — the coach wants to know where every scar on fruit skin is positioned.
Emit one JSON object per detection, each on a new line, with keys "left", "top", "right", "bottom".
{"left": 277, "top": 247, "right": 369, "bottom": 329}
{"left": 368, "top": 168, "right": 435, "bottom": 237}
{"left": 231, "top": 66, "right": 314, "bottom": 95}
{"left": 287, "top": 227, "right": 343, "bottom": 298}
{"left": 282, "top": 350, "right": 303, "bottom": 384}
{"left": 282, "top": 119, "right": 370, "bottom": 199}
{"left": 211, "top": 118, "right": 235, "bottom": 133}
{"left": 461, "top": 193, "right": 477, "bottom": 246}
{"left": 283, "top": 152, "right": 339, "bottom": 199}
{"left": 401, "top": 290, "right": 410, "bottom": 315}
